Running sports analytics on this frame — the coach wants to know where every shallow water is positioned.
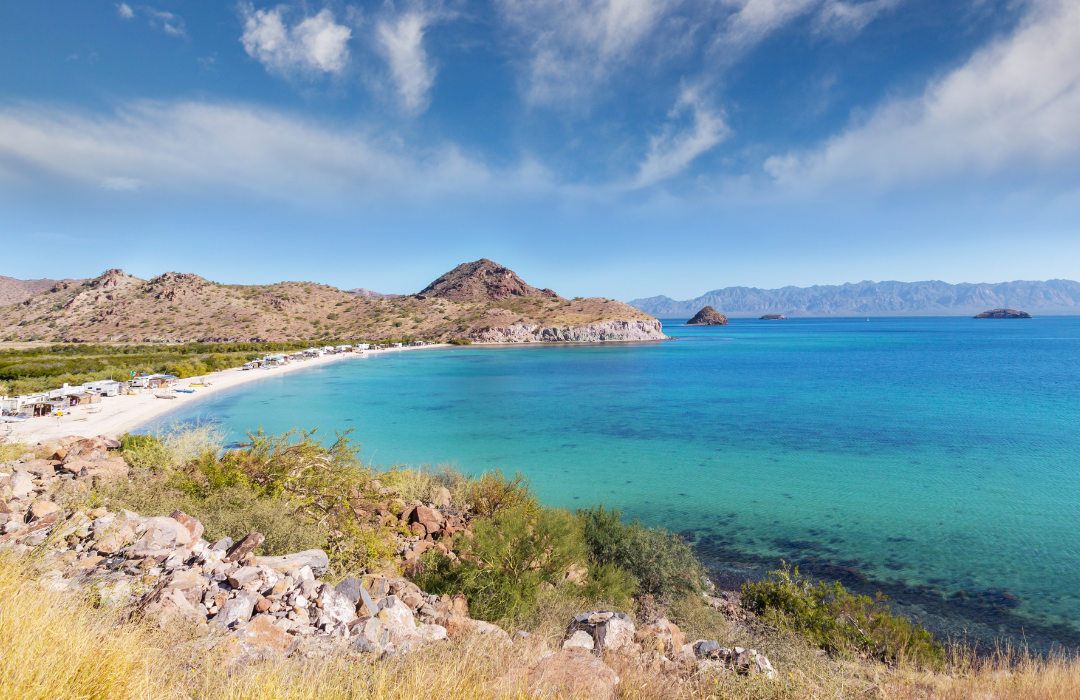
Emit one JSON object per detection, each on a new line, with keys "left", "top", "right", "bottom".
{"left": 141, "top": 317, "right": 1080, "bottom": 650}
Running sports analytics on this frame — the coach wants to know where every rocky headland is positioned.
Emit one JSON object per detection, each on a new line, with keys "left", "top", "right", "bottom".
{"left": 0, "top": 259, "right": 663, "bottom": 345}
{"left": 686, "top": 306, "right": 728, "bottom": 326}
{"left": 973, "top": 308, "right": 1032, "bottom": 318}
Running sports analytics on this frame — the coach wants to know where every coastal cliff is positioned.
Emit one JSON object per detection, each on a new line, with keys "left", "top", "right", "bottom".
{"left": 472, "top": 319, "right": 666, "bottom": 343}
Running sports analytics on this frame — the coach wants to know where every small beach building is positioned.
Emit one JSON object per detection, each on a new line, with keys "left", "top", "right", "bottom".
{"left": 82, "top": 380, "right": 123, "bottom": 397}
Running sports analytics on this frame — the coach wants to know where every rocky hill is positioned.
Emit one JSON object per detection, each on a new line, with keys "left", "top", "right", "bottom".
{"left": 630, "top": 279, "right": 1080, "bottom": 317}
{"left": 418, "top": 259, "right": 561, "bottom": 303}
{"left": 0, "top": 260, "right": 663, "bottom": 344}
{"left": 686, "top": 306, "right": 727, "bottom": 325}
{"left": 0, "top": 275, "right": 78, "bottom": 307}
{"left": 344, "top": 288, "right": 400, "bottom": 300}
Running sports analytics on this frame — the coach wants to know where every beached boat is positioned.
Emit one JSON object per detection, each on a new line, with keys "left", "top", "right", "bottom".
{"left": 155, "top": 394, "right": 177, "bottom": 400}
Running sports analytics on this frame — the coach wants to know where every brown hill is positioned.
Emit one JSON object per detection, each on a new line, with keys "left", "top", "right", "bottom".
{"left": 0, "top": 275, "right": 81, "bottom": 307}
{"left": 418, "top": 258, "right": 562, "bottom": 303}
{"left": 344, "top": 288, "right": 400, "bottom": 299}
{"left": 0, "top": 260, "right": 658, "bottom": 344}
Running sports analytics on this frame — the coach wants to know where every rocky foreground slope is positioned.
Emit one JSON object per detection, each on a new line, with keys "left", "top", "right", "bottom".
{"left": 1, "top": 434, "right": 773, "bottom": 699}
{"left": 0, "top": 259, "right": 663, "bottom": 344}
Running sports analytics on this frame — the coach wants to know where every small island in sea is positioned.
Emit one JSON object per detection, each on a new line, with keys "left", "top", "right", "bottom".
{"left": 686, "top": 306, "right": 728, "bottom": 325}
{"left": 973, "top": 308, "right": 1032, "bottom": 318}
{"left": 759, "top": 314, "right": 787, "bottom": 320}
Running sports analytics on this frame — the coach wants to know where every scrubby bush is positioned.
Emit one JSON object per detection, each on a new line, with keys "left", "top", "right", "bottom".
{"left": 417, "top": 506, "right": 585, "bottom": 621}
{"left": 742, "top": 563, "right": 943, "bottom": 667}
{"left": 111, "top": 427, "right": 395, "bottom": 575}
{"left": 464, "top": 469, "right": 537, "bottom": 517}
{"left": 578, "top": 504, "right": 706, "bottom": 602}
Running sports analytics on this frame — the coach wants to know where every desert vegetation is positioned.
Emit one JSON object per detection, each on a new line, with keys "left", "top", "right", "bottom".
{"left": 2, "top": 426, "right": 1078, "bottom": 698}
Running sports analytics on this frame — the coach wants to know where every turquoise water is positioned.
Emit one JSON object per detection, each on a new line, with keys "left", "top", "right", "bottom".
{"left": 141, "top": 317, "right": 1080, "bottom": 649}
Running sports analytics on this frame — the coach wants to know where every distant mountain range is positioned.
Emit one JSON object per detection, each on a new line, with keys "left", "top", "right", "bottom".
{"left": 629, "top": 280, "right": 1080, "bottom": 317}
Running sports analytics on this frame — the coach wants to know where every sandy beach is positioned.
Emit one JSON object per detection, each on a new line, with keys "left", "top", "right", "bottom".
{"left": 2, "top": 344, "right": 450, "bottom": 443}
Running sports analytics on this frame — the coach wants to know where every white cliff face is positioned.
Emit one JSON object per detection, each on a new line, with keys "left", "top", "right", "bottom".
{"left": 471, "top": 319, "right": 667, "bottom": 343}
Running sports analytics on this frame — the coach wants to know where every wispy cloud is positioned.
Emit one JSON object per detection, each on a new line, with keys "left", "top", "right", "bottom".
{"left": 116, "top": 3, "right": 134, "bottom": 20}
{"left": 146, "top": 7, "right": 186, "bottom": 36}
{"left": 0, "top": 101, "right": 497, "bottom": 203}
{"left": 496, "top": 0, "right": 680, "bottom": 104}
{"left": 764, "top": 0, "right": 1080, "bottom": 189}
{"left": 377, "top": 12, "right": 436, "bottom": 112}
{"left": 240, "top": 4, "right": 352, "bottom": 76}
{"left": 814, "top": 0, "right": 901, "bottom": 36}
{"left": 633, "top": 90, "right": 729, "bottom": 187}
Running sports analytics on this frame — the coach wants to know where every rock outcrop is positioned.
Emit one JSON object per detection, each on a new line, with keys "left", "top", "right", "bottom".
{"left": 759, "top": 314, "right": 786, "bottom": 320}
{"left": 417, "top": 258, "right": 562, "bottom": 303}
{"left": 686, "top": 306, "right": 728, "bottom": 325}
{"left": 471, "top": 319, "right": 667, "bottom": 343}
{"left": 973, "top": 308, "right": 1032, "bottom": 318}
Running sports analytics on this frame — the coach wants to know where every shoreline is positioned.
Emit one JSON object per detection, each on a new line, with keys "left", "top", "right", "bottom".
{"left": 2, "top": 343, "right": 452, "bottom": 443}
{"left": 2, "top": 337, "right": 666, "bottom": 442}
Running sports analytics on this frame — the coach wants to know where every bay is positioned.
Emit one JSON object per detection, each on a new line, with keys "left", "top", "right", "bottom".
{"left": 139, "top": 316, "right": 1080, "bottom": 650}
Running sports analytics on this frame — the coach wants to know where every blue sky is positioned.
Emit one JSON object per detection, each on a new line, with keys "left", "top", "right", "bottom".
{"left": 1, "top": 0, "right": 1078, "bottom": 299}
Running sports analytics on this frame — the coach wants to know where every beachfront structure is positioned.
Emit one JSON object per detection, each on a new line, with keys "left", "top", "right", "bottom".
{"left": 82, "top": 380, "right": 124, "bottom": 397}
{"left": 355, "top": 343, "right": 370, "bottom": 350}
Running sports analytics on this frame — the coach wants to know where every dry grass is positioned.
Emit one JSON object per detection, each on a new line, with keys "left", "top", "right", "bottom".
{"left": 2, "top": 551, "right": 1078, "bottom": 700}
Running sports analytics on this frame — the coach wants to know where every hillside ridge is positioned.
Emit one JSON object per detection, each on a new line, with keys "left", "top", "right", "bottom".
{"left": 0, "top": 260, "right": 660, "bottom": 343}
{"left": 630, "top": 279, "right": 1080, "bottom": 317}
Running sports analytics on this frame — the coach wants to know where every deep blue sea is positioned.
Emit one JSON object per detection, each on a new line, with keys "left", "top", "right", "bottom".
{"left": 140, "top": 317, "right": 1080, "bottom": 650}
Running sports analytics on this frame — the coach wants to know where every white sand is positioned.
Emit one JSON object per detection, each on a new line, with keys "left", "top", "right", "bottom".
{"left": 3, "top": 344, "right": 450, "bottom": 443}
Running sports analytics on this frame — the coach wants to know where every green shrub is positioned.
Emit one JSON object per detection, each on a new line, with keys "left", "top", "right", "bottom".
{"left": 448, "top": 338, "right": 472, "bottom": 345}
{"left": 464, "top": 469, "right": 537, "bottom": 517}
{"left": 741, "top": 563, "right": 944, "bottom": 667}
{"left": 416, "top": 506, "right": 585, "bottom": 622}
{"left": 578, "top": 504, "right": 705, "bottom": 601}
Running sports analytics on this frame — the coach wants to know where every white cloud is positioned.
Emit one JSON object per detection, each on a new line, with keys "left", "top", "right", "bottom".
{"left": 100, "top": 176, "right": 145, "bottom": 191}
{"left": 377, "top": 13, "right": 436, "bottom": 112}
{"left": 116, "top": 3, "right": 134, "bottom": 19}
{"left": 721, "top": 0, "right": 819, "bottom": 47}
{"left": 0, "top": 101, "right": 498, "bottom": 203}
{"left": 147, "top": 8, "right": 186, "bottom": 36}
{"left": 633, "top": 90, "right": 729, "bottom": 187}
{"left": 764, "top": 0, "right": 1080, "bottom": 189}
{"left": 496, "top": 0, "right": 680, "bottom": 104}
{"left": 815, "top": 0, "right": 900, "bottom": 36}
{"left": 240, "top": 4, "right": 352, "bottom": 75}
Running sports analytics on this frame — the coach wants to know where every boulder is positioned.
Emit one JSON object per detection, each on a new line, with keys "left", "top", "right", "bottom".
{"left": 564, "top": 630, "right": 595, "bottom": 650}
{"left": 28, "top": 500, "right": 59, "bottom": 521}
{"left": 335, "top": 576, "right": 362, "bottom": 604}
{"left": 433, "top": 487, "right": 452, "bottom": 507}
{"left": 216, "top": 592, "right": 259, "bottom": 627}
{"left": 525, "top": 648, "right": 620, "bottom": 700}
{"left": 234, "top": 614, "right": 292, "bottom": 655}
{"left": 254, "top": 549, "right": 328, "bottom": 577}
{"left": 634, "top": 617, "right": 685, "bottom": 657}
{"left": 317, "top": 584, "right": 356, "bottom": 627}
{"left": 168, "top": 510, "right": 204, "bottom": 541}
{"left": 225, "top": 532, "right": 265, "bottom": 562}
{"left": 378, "top": 598, "right": 418, "bottom": 642}
{"left": 10, "top": 471, "right": 33, "bottom": 500}
{"left": 564, "top": 611, "right": 636, "bottom": 653}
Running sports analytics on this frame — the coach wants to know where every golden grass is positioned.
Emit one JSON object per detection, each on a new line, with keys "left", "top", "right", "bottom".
{"left": 2, "top": 552, "right": 1078, "bottom": 700}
